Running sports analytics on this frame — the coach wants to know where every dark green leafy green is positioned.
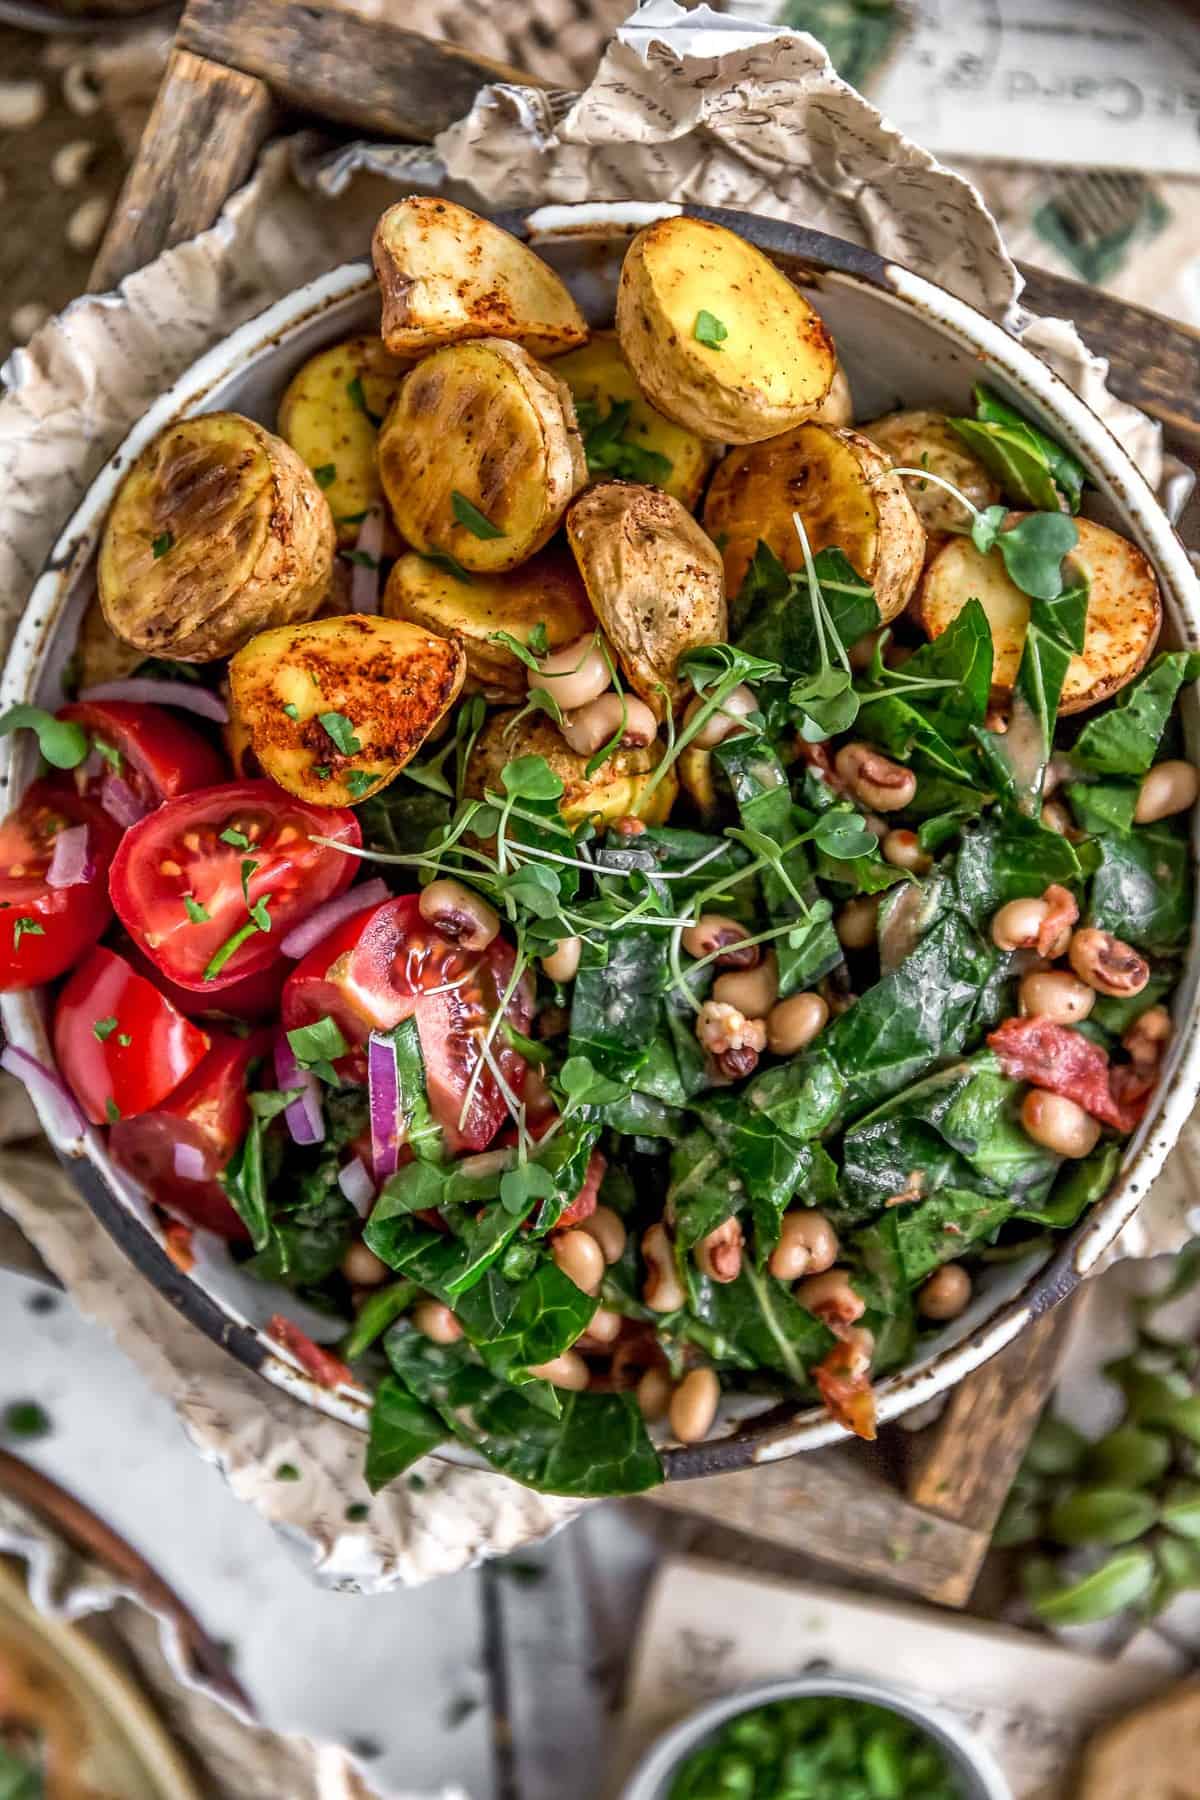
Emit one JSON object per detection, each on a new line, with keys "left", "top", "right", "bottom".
{"left": 1071, "top": 650, "right": 1200, "bottom": 776}
{"left": 681, "top": 1263, "right": 832, "bottom": 1383}
{"left": 1070, "top": 784, "right": 1193, "bottom": 955}
{"left": 365, "top": 1376, "right": 447, "bottom": 1490}
{"left": 970, "top": 384, "right": 1085, "bottom": 511}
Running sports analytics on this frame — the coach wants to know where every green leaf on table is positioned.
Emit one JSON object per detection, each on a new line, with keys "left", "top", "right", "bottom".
{"left": 1047, "top": 1485, "right": 1159, "bottom": 1548}
{"left": 1032, "top": 1547, "right": 1155, "bottom": 1626}
{"left": 1087, "top": 1424, "right": 1172, "bottom": 1490}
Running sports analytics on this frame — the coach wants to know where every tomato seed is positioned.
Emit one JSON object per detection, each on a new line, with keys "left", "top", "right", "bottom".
{"left": 159, "top": 858, "right": 182, "bottom": 876}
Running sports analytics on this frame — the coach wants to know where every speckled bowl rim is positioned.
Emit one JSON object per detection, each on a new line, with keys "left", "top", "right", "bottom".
{"left": 2, "top": 200, "right": 1197, "bottom": 1480}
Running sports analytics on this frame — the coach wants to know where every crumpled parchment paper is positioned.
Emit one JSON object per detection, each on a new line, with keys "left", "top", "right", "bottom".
{"left": 0, "top": 0, "right": 1194, "bottom": 1592}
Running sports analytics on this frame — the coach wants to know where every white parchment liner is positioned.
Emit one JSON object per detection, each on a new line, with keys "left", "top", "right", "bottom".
{"left": 0, "top": 0, "right": 1195, "bottom": 1590}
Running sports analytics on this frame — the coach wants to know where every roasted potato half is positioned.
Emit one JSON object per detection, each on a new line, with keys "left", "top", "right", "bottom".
{"left": 465, "top": 710, "right": 677, "bottom": 829}
{"left": 810, "top": 366, "right": 854, "bottom": 429}
{"left": 554, "top": 331, "right": 714, "bottom": 510}
{"left": 77, "top": 592, "right": 143, "bottom": 687}
{"left": 378, "top": 339, "right": 586, "bottom": 574}
{"left": 277, "top": 335, "right": 409, "bottom": 547}
{"left": 702, "top": 422, "right": 925, "bottom": 620}
{"left": 918, "top": 516, "right": 1161, "bottom": 715}
{"left": 229, "top": 614, "right": 466, "bottom": 807}
{"left": 616, "top": 216, "right": 836, "bottom": 444}
{"left": 98, "top": 413, "right": 334, "bottom": 662}
{"left": 384, "top": 544, "right": 594, "bottom": 702}
{"left": 372, "top": 198, "right": 587, "bottom": 359}
{"left": 566, "top": 482, "right": 726, "bottom": 719}
{"left": 861, "top": 409, "right": 1000, "bottom": 542}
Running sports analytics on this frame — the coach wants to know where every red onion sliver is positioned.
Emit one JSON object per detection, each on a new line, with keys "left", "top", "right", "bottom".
{"left": 368, "top": 1030, "right": 401, "bottom": 1183}
{"left": 279, "top": 879, "right": 390, "bottom": 959}
{"left": 78, "top": 678, "right": 229, "bottom": 723}
{"left": 46, "top": 823, "right": 91, "bottom": 889}
{"left": 274, "top": 1035, "right": 325, "bottom": 1146}
{"left": 348, "top": 506, "right": 385, "bottom": 614}
{"left": 100, "top": 775, "right": 150, "bottom": 829}
{"left": 338, "top": 1155, "right": 375, "bottom": 1217}
{"left": 173, "top": 1141, "right": 208, "bottom": 1181}
{"left": 1, "top": 1044, "right": 87, "bottom": 1138}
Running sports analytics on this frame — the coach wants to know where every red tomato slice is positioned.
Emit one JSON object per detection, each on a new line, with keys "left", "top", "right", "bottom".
{"left": 0, "top": 780, "right": 119, "bottom": 990}
{"left": 120, "top": 938, "right": 287, "bottom": 1023}
{"left": 281, "top": 894, "right": 532, "bottom": 1154}
{"left": 988, "top": 1015, "right": 1143, "bottom": 1132}
{"left": 59, "top": 700, "right": 227, "bottom": 814}
{"left": 53, "top": 945, "right": 210, "bottom": 1125}
{"left": 108, "top": 1030, "right": 270, "bottom": 1239}
{"left": 108, "top": 780, "right": 360, "bottom": 992}
{"left": 268, "top": 1315, "right": 352, "bottom": 1390}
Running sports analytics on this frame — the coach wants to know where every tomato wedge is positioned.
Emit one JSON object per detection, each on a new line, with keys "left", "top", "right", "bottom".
{"left": 108, "top": 1030, "right": 269, "bottom": 1239}
{"left": 53, "top": 946, "right": 210, "bottom": 1124}
{"left": 60, "top": 700, "right": 227, "bottom": 818}
{"left": 281, "top": 894, "right": 532, "bottom": 1154}
{"left": 120, "top": 938, "right": 287, "bottom": 1023}
{"left": 0, "top": 780, "right": 119, "bottom": 990}
{"left": 109, "top": 780, "right": 360, "bottom": 991}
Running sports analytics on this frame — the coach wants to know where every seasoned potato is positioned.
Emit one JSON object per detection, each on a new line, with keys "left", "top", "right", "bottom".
{"left": 277, "top": 335, "right": 409, "bottom": 547}
{"left": 98, "top": 413, "right": 334, "bottom": 662}
{"left": 554, "top": 331, "right": 714, "bottom": 510}
{"left": 373, "top": 198, "right": 587, "bottom": 359}
{"left": 77, "top": 592, "right": 143, "bottom": 687}
{"left": 861, "top": 409, "right": 1000, "bottom": 541}
{"left": 229, "top": 614, "right": 466, "bottom": 807}
{"left": 810, "top": 366, "right": 854, "bottom": 429}
{"left": 918, "top": 516, "right": 1161, "bottom": 714}
{"left": 566, "top": 482, "right": 726, "bottom": 718}
{"left": 464, "top": 711, "right": 677, "bottom": 829}
{"left": 384, "top": 545, "right": 594, "bottom": 702}
{"left": 378, "top": 339, "right": 586, "bottom": 574}
{"left": 702, "top": 422, "right": 925, "bottom": 621}
{"left": 616, "top": 216, "right": 836, "bottom": 444}
{"left": 678, "top": 744, "right": 717, "bottom": 822}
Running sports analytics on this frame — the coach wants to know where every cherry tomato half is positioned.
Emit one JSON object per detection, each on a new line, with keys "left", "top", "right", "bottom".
{"left": 108, "top": 1029, "right": 270, "bottom": 1239}
{"left": 108, "top": 780, "right": 360, "bottom": 992}
{"left": 120, "top": 937, "right": 287, "bottom": 1024}
{"left": 59, "top": 700, "right": 227, "bottom": 816}
{"left": 281, "top": 895, "right": 532, "bottom": 1154}
{"left": 53, "top": 945, "right": 210, "bottom": 1124}
{"left": 0, "top": 780, "right": 119, "bottom": 991}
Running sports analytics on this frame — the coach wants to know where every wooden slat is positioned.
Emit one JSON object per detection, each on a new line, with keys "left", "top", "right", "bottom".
{"left": 177, "top": 0, "right": 551, "bottom": 142}
{"left": 90, "top": 47, "right": 277, "bottom": 293}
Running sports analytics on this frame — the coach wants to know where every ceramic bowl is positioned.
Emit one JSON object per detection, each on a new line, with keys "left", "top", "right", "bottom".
{"left": 3, "top": 202, "right": 1198, "bottom": 1479}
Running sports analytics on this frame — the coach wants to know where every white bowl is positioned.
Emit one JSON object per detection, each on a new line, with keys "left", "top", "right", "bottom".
{"left": 3, "top": 201, "right": 1198, "bottom": 1480}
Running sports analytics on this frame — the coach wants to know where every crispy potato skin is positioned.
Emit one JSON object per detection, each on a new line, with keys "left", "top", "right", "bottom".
{"left": 465, "top": 711, "right": 677, "bottom": 828}
{"left": 678, "top": 744, "right": 718, "bottom": 821}
{"left": 702, "top": 422, "right": 925, "bottom": 622}
{"left": 616, "top": 217, "right": 836, "bottom": 444}
{"left": 384, "top": 544, "right": 594, "bottom": 701}
{"left": 378, "top": 338, "right": 586, "bottom": 573}
{"left": 554, "top": 330, "right": 714, "bottom": 510}
{"left": 98, "top": 412, "right": 335, "bottom": 662}
{"left": 277, "top": 335, "right": 409, "bottom": 548}
{"left": 860, "top": 409, "right": 1000, "bottom": 544}
{"left": 918, "top": 516, "right": 1162, "bottom": 714}
{"left": 229, "top": 613, "right": 466, "bottom": 806}
{"left": 372, "top": 198, "right": 587, "bottom": 359}
{"left": 77, "top": 592, "right": 143, "bottom": 687}
{"left": 809, "top": 366, "right": 854, "bottom": 429}
{"left": 566, "top": 482, "right": 726, "bottom": 719}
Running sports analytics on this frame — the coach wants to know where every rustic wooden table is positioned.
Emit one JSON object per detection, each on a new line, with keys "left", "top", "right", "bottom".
{"left": 74, "top": 0, "right": 1200, "bottom": 1615}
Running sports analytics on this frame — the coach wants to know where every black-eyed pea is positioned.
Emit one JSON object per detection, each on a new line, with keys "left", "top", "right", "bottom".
{"left": 1021, "top": 1090, "right": 1101, "bottom": 1158}
{"left": 580, "top": 1306, "right": 623, "bottom": 1346}
{"left": 835, "top": 896, "right": 879, "bottom": 951}
{"left": 669, "top": 1368, "right": 721, "bottom": 1445}
{"left": 990, "top": 896, "right": 1049, "bottom": 952}
{"left": 419, "top": 878, "right": 500, "bottom": 951}
{"left": 1019, "top": 968, "right": 1095, "bottom": 1025}
{"left": 881, "top": 828, "right": 931, "bottom": 874}
{"left": 341, "top": 1241, "right": 390, "bottom": 1288}
{"left": 560, "top": 692, "right": 657, "bottom": 755}
{"left": 413, "top": 1300, "right": 464, "bottom": 1345}
{"left": 636, "top": 1366, "right": 674, "bottom": 1422}
{"left": 541, "top": 936, "right": 582, "bottom": 982}
{"left": 642, "top": 1223, "right": 685, "bottom": 1312}
{"left": 1134, "top": 760, "right": 1199, "bottom": 825}
{"left": 767, "top": 1209, "right": 838, "bottom": 1282}
{"left": 917, "top": 1262, "right": 972, "bottom": 1321}
{"left": 530, "top": 634, "right": 610, "bottom": 710}
{"left": 528, "top": 1351, "right": 589, "bottom": 1391}
{"left": 552, "top": 1228, "right": 606, "bottom": 1295}
{"left": 694, "top": 1217, "right": 743, "bottom": 1284}
{"left": 712, "top": 951, "right": 778, "bottom": 1018}
{"left": 1123, "top": 1004, "right": 1172, "bottom": 1070}
{"left": 1068, "top": 927, "right": 1150, "bottom": 998}
{"left": 766, "top": 991, "right": 829, "bottom": 1056}
{"left": 579, "top": 1204, "right": 627, "bottom": 1265}
{"left": 833, "top": 743, "right": 916, "bottom": 813}
{"left": 681, "top": 912, "right": 759, "bottom": 969}
{"left": 684, "top": 685, "right": 757, "bottom": 749}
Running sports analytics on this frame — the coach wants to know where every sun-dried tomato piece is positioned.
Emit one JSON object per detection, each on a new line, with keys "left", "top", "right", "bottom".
{"left": 988, "top": 1016, "right": 1145, "bottom": 1133}
{"left": 813, "top": 1331, "right": 877, "bottom": 1441}
{"left": 268, "top": 1315, "right": 352, "bottom": 1391}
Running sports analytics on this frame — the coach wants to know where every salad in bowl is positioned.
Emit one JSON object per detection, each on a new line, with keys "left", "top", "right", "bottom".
{"left": 0, "top": 200, "right": 1195, "bottom": 1499}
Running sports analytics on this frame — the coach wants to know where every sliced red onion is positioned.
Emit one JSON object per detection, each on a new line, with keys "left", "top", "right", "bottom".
{"left": 46, "top": 823, "right": 92, "bottom": 889}
{"left": 368, "top": 1030, "right": 401, "bottom": 1182}
{"left": 348, "top": 507, "right": 385, "bottom": 614}
{"left": 279, "top": 879, "right": 389, "bottom": 959}
{"left": 78, "top": 678, "right": 228, "bottom": 723}
{"left": 173, "top": 1141, "right": 208, "bottom": 1181}
{"left": 274, "top": 1035, "right": 325, "bottom": 1146}
{"left": 338, "top": 1155, "right": 375, "bottom": 1216}
{"left": 100, "top": 776, "right": 150, "bottom": 829}
{"left": 0, "top": 1044, "right": 86, "bottom": 1138}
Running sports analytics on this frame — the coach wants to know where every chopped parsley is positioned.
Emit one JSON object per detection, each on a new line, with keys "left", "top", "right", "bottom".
{"left": 220, "top": 826, "right": 251, "bottom": 848}
{"left": 92, "top": 736, "right": 122, "bottom": 772}
{"left": 451, "top": 491, "right": 505, "bottom": 540}
{"left": 3, "top": 1400, "right": 50, "bottom": 1440}
{"left": 528, "top": 620, "right": 549, "bottom": 657}
{"left": 319, "top": 711, "right": 362, "bottom": 756}
{"left": 275, "top": 1462, "right": 302, "bottom": 1481}
{"left": 286, "top": 1014, "right": 349, "bottom": 1083}
{"left": 345, "top": 769, "right": 380, "bottom": 800}
{"left": 92, "top": 1016, "right": 119, "bottom": 1042}
{"left": 343, "top": 549, "right": 380, "bottom": 570}
{"left": 693, "top": 309, "right": 728, "bottom": 350}
{"left": 240, "top": 858, "right": 259, "bottom": 905}
{"left": 282, "top": 703, "right": 300, "bottom": 721}
{"left": 575, "top": 398, "right": 673, "bottom": 486}
{"left": 151, "top": 530, "right": 174, "bottom": 558}
{"left": 312, "top": 764, "right": 333, "bottom": 782}
{"left": 12, "top": 916, "right": 43, "bottom": 951}
{"left": 105, "top": 1098, "right": 121, "bottom": 1123}
{"left": 183, "top": 894, "right": 210, "bottom": 924}
{"left": 117, "top": 1032, "right": 132, "bottom": 1047}
{"left": 421, "top": 548, "right": 474, "bottom": 585}
{"left": 202, "top": 902, "right": 271, "bottom": 983}
{"left": 346, "top": 375, "right": 383, "bottom": 427}
{"left": 312, "top": 463, "right": 337, "bottom": 488}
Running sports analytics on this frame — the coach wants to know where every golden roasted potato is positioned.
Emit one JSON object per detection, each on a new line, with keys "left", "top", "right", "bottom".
{"left": 98, "top": 413, "right": 334, "bottom": 662}
{"left": 918, "top": 516, "right": 1161, "bottom": 715}
{"left": 378, "top": 339, "right": 586, "bottom": 574}
{"left": 372, "top": 198, "right": 587, "bottom": 359}
{"left": 702, "top": 423, "right": 925, "bottom": 621}
{"left": 554, "top": 331, "right": 714, "bottom": 510}
{"left": 277, "top": 335, "right": 409, "bottom": 547}
{"left": 615, "top": 216, "right": 836, "bottom": 444}
{"left": 566, "top": 482, "right": 726, "bottom": 719}
{"left": 464, "top": 711, "right": 677, "bottom": 829}
{"left": 229, "top": 614, "right": 466, "bottom": 807}
{"left": 383, "top": 545, "right": 594, "bottom": 702}
{"left": 678, "top": 744, "right": 717, "bottom": 822}
{"left": 810, "top": 366, "right": 854, "bottom": 429}
{"left": 76, "top": 592, "right": 143, "bottom": 687}
{"left": 860, "top": 409, "right": 1000, "bottom": 542}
